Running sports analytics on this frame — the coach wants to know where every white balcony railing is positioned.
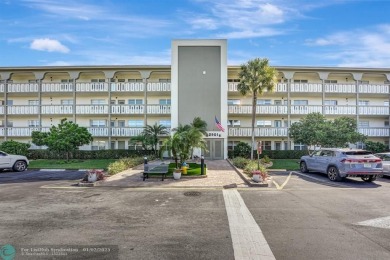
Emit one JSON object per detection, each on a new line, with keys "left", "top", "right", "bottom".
{"left": 0, "top": 127, "right": 4, "bottom": 136}
{"left": 42, "top": 83, "right": 74, "bottom": 92}
{"left": 359, "top": 128, "right": 390, "bottom": 137}
{"left": 76, "top": 105, "right": 109, "bottom": 114}
{"left": 325, "top": 84, "right": 356, "bottom": 93}
{"left": 111, "top": 105, "right": 144, "bottom": 114}
{"left": 147, "top": 82, "right": 171, "bottom": 92}
{"left": 111, "top": 82, "right": 144, "bottom": 92}
{"left": 111, "top": 127, "right": 144, "bottom": 137}
{"left": 88, "top": 127, "right": 109, "bottom": 136}
{"left": 7, "top": 106, "right": 39, "bottom": 115}
{"left": 0, "top": 83, "right": 4, "bottom": 92}
{"left": 324, "top": 106, "right": 356, "bottom": 115}
{"left": 359, "top": 106, "right": 389, "bottom": 115}
{"left": 7, "top": 83, "right": 39, "bottom": 93}
{"left": 291, "top": 83, "right": 322, "bottom": 93}
{"left": 0, "top": 106, "right": 4, "bottom": 114}
{"left": 147, "top": 105, "right": 171, "bottom": 114}
{"left": 290, "top": 105, "right": 322, "bottom": 115}
{"left": 7, "top": 127, "right": 40, "bottom": 137}
{"left": 41, "top": 105, "right": 73, "bottom": 114}
{"left": 76, "top": 82, "right": 109, "bottom": 92}
{"left": 359, "top": 84, "right": 389, "bottom": 94}
{"left": 228, "top": 105, "right": 288, "bottom": 114}
{"left": 228, "top": 127, "right": 288, "bottom": 137}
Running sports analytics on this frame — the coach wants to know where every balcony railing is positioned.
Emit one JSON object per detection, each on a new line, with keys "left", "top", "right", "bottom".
{"left": 111, "top": 105, "right": 144, "bottom": 114}
{"left": 324, "top": 84, "right": 356, "bottom": 93}
{"left": 76, "top": 105, "right": 109, "bottom": 114}
{"left": 358, "top": 106, "right": 389, "bottom": 115}
{"left": 76, "top": 82, "right": 109, "bottom": 92}
{"left": 0, "top": 106, "right": 4, "bottom": 114}
{"left": 111, "top": 127, "right": 144, "bottom": 137}
{"left": 147, "top": 82, "right": 171, "bottom": 92}
{"left": 7, "top": 106, "right": 39, "bottom": 115}
{"left": 324, "top": 106, "right": 356, "bottom": 115}
{"left": 359, "top": 84, "right": 389, "bottom": 94}
{"left": 7, "top": 83, "right": 39, "bottom": 93}
{"left": 41, "top": 105, "right": 73, "bottom": 114}
{"left": 111, "top": 82, "right": 144, "bottom": 92}
{"left": 228, "top": 127, "right": 288, "bottom": 137}
{"left": 42, "top": 83, "right": 74, "bottom": 92}
{"left": 0, "top": 83, "right": 4, "bottom": 92}
{"left": 291, "top": 83, "right": 322, "bottom": 93}
{"left": 228, "top": 105, "right": 288, "bottom": 114}
{"left": 359, "top": 128, "right": 389, "bottom": 137}
{"left": 147, "top": 105, "right": 171, "bottom": 114}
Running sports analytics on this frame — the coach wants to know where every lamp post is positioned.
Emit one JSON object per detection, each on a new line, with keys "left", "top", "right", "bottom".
{"left": 200, "top": 155, "right": 205, "bottom": 175}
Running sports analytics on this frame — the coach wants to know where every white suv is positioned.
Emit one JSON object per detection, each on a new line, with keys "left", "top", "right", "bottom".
{"left": 300, "top": 148, "right": 382, "bottom": 182}
{"left": 0, "top": 151, "right": 29, "bottom": 172}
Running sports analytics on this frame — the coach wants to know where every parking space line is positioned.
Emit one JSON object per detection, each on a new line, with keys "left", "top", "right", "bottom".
{"left": 272, "top": 171, "right": 293, "bottom": 190}
{"left": 223, "top": 189, "right": 276, "bottom": 260}
{"left": 291, "top": 171, "right": 349, "bottom": 188}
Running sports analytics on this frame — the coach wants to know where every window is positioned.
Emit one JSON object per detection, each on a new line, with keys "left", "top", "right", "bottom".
{"left": 28, "top": 100, "right": 39, "bottom": 105}
{"left": 110, "top": 121, "right": 115, "bottom": 127}
{"left": 274, "top": 100, "right": 288, "bottom": 105}
{"left": 118, "top": 100, "right": 125, "bottom": 105}
{"left": 228, "top": 99, "right": 240, "bottom": 105}
{"left": 278, "top": 79, "right": 288, "bottom": 83}
{"left": 227, "top": 120, "right": 241, "bottom": 127}
{"left": 293, "top": 80, "right": 308, "bottom": 83}
{"left": 6, "top": 121, "right": 13, "bottom": 127}
{"left": 118, "top": 79, "right": 126, "bottom": 82}
{"left": 128, "top": 79, "right": 143, "bottom": 82}
{"left": 128, "top": 120, "right": 143, "bottom": 127}
{"left": 118, "top": 120, "right": 125, "bottom": 127}
{"left": 294, "top": 143, "right": 307, "bottom": 151}
{"left": 6, "top": 100, "right": 13, "bottom": 106}
{"left": 324, "top": 80, "right": 337, "bottom": 83}
{"left": 118, "top": 141, "right": 126, "bottom": 149}
{"left": 61, "top": 99, "right": 73, "bottom": 105}
{"left": 91, "top": 141, "right": 105, "bottom": 150}
{"left": 159, "top": 120, "right": 171, "bottom": 128}
{"left": 257, "top": 120, "right": 272, "bottom": 127}
{"left": 359, "top": 121, "right": 369, "bottom": 128}
{"left": 262, "top": 141, "right": 272, "bottom": 151}
{"left": 110, "top": 141, "right": 115, "bottom": 150}
{"left": 128, "top": 99, "right": 143, "bottom": 105}
{"left": 275, "top": 142, "right": 281, "bottom": 150}
{"left": 274, "top": 120, "right": 282, "bottom": 127}
{"left": 159, "top": 99, "right": 171, "bottom": 105}
{"left": 0, "top": 120, "right": 3, "bottom": 127}
{"left": 28, "top": 120, "right": 40, "bottom": 127}
{"left": 257, "top": 99, "right": 272, "bottom": 105}
{"left": 385, "top": 121, "right": 389, "bottom": 127}
{"left": 159, "top": 79, "right": 171, "bottom": 83}
{"left": 90, "top": 120, "right": 106, "bottom": 127}
{"left": 358, "top": 100, "right": 369, "bottom": 106}
{"left": 91, "top": 99, "right": 105, "bottom": 105}
{"left": 324, "top": 100, "right": 338, "bottom": 105}
{"left": 91, "top": 79, "right": 105, "bottom": 82}
{"left": 0, "top": 100, "right": 4, "bottom": 105}
{"left": 61, "top": 79, "right": 71, "bottom": 83}
{"left": 384, "top": 101, "right": 389, "bottom": 106}
{"left": 293, "top": 100, "right": 308, "bottom": 105}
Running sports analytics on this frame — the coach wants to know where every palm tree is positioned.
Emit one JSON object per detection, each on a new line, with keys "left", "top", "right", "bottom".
{"left": 143, "top": 123, "right": 169, "bottom": 155}
{"left": 191, "top": 117, "right": 207, "bottom": 135}
{"left": 237, "top": 58, "right": 278, "bottom": 159}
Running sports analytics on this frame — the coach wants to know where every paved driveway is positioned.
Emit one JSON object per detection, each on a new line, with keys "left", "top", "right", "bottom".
{"left": 0, "top": 170, "right": 85, "bottom": 184}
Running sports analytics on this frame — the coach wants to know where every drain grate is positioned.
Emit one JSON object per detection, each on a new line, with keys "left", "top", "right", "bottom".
{"left": 183, "top": 191, "right": 202, "bottom": 197}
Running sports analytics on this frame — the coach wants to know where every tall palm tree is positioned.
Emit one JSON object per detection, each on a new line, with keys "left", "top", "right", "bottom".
{"left": 191, "top": 117, "right": 208, "bottom": 135}
{"left": 143, "top": 123, "right": 169, "bottom": 154}
{"left": 238, "top": 58, "right": 278, "bottom": 159}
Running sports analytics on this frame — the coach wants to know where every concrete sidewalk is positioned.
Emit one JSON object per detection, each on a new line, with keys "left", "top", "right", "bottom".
{"left": 99, "top": 160, "right": 248, "bottom": 188}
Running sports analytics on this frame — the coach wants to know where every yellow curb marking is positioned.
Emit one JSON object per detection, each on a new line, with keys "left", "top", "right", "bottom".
{"left": 272, "top": 171, "right": 293, "bottom": 190}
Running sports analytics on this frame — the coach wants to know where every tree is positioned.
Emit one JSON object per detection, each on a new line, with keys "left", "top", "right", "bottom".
{"left": 289, "top": 113, "right": 367, "bottom": 152}
{"left": 129, "top": 133, "right": 153, "bottom": 151}
{"left": 191, "top": 117, "right": 207, "bottom": 135}
{"left": 364, "top": 141, "right": 387, "bottom": 153}
{"left": 31, "top": 118, "right": 93, "bottom": 160}
{"left": 0, "top": 140, "right": 31, "bottom": 156}
{"left": 237, "top": 58, "right": 278, "bottom": 159}
{"left": 233, "top": 142, "right": 252, "bottom": 158}
{"left": 142, "top": 123, "right": 169, "bottom": 155}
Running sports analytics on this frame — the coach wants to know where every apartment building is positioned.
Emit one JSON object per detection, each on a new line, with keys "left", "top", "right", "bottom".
{"left": 0, "top": 39, "right": 389, "bottom": 159}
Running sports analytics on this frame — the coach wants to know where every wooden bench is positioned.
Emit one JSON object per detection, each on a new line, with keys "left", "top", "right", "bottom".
{"left": 143, "top": 164, "right": 169, "bottom": 181}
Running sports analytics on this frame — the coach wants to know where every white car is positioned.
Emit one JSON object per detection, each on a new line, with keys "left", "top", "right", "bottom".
{"left": 0, "top": 151, "right": 29, "bottom": 172}
{"left": 374, "top": 152, "right": 390, "bottom": 176}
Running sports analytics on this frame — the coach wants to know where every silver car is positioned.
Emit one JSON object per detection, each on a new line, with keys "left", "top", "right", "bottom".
{"left": 0, "top": 151, "right": 29, "bottom": 172}
{"left": 300, "top": 148, "right": 382, "bottom": 182}
{"left": 373, "top": 152, "right": 390, "bottom": 177}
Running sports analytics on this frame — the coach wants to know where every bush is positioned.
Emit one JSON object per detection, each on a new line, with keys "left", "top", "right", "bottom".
{"left": 243, "top": 160, "right": 258, "bottom": 176}
{"left": 260, "top": 155, "right": 271, "bottom": 164}
{"left": 107, "top": 156, "right": 149, "bottom": 175}
{"left": 233, "top": 142, "right": 251, "bottom": 158}
{"left": 27, "top": 149, "right": 154, "bottom": 160}
{"left": 231, "top": 157, "right": 250, "bottom": 169}
{"left": 0, "top": 140, "right": 31, "bottom": 156}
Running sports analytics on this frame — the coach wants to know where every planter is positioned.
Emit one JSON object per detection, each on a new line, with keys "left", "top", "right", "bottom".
{"left": 88, "top": 172, "right": 97, "bottom": 183}
{"left": 252, "top": 174, "right": 261, "bottom": 183}
{"left": 173, "top": 170, "right": 182, "bottom": 180}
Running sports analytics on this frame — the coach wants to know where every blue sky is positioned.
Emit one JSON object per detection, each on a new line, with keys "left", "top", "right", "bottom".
{"left": 1, "top": 0, "right": 390, "bottom": 67}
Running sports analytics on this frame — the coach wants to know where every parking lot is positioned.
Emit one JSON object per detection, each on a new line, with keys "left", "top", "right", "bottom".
{"left": 0, "top": 166, "right": 389, "bottom": 260}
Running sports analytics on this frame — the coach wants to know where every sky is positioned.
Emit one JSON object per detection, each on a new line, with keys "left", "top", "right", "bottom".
{"left": 1, "top": 0, "right": 390, "bottom": 68}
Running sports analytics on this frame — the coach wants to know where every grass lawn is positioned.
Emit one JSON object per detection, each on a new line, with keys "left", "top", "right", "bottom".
{"left": 29, "top": 159, "right": 116, "bottom": 170}
{"left": 268, "top": 159, "right": 300, "bottom": 171}
{"left": 166, "top": 163, "right": 205, "bottom": 176}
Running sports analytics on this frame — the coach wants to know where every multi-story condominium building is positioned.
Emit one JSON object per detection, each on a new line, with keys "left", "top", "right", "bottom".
{"left": 1, "top": 39, "right": 389, "bottom": 159}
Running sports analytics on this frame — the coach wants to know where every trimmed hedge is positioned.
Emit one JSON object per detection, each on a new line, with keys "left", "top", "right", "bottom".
{"left": 228, "top": 150, "right": 308, "bottom": 159}
{"left": 27, "top": 149, "right": 155, "bottom": 160}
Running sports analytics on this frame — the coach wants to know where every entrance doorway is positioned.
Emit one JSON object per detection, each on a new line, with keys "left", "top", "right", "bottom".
{"left": 203, "top": 139, "right": 224, "bottom": 160}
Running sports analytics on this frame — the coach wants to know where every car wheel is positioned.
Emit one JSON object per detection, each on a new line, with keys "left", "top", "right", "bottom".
{"left": 361, "top": 175, "right": 376, "bottom": 182}
{"left": 327, "top": 166, "right": 343, "bottom": 182}
{"left": 13, "top": 160, "right": 27, "bottom": 172}
{"left": 300, "top": 161, "right": 309, "bottom": 173}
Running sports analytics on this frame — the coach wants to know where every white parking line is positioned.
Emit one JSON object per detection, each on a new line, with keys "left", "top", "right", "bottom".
{"left": 223, "top": 189, "right": 275, "bottom": 260}
{"left": 291, "top": 171, "right": 349, "bottom": 188}
{"left": 357, "top": 216, "right": 390, "bottom": 229}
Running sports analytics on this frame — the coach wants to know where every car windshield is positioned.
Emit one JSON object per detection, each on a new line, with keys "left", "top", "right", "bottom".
{"left": 343, "top": 151, "right": 372, "bottom": 155}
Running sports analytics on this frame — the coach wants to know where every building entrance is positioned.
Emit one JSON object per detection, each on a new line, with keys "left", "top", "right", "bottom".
{"left": 203, "top": 139, "right": 224, "bottom": 160}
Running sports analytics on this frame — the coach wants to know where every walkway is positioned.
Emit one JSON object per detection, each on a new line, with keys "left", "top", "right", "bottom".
{"left": 100, "top": 160, "right": 248, "bottom": 188}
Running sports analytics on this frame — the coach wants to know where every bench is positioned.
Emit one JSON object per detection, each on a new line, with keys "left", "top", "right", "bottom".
{"left": 143, "top": 164, "right": 169, "bottom": 181}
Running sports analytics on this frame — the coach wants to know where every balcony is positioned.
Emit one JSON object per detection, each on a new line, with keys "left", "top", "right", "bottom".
{"left": 147, "top": 105, "right": 171, "bottom": 114}
{"left": 76, "top": 105, "right": 109, "bottom": 114}
{"left": 6, "top": 127, "right": 41, "bottom": 137}
{"left": 7, "top": 105, "right": 39, "bottom": 115}
{"left": 76, "top": 82, "right": 109, "bottom": 92}
{"left": 291, "top": 83, "right": 322, "bottom": 93}
{"left": 359, "top": 84, "right": 389, "bottom": 94}
{"left": 325, "top": 84, "right": 356, "bottom": 93}
{"left": 228, "top": 127, "right": 288, "bottom": 137}
{"left": 111, "top": 82, "right": 144, "bottom": 92}
{"left": 359, "top": 128, "right": 389, "bottom": 137}
{"left": 228, "top": 105, "right": 288, "bottom": 115}
{"left": 111, "top": 105, "right": 144, "bottom": 114}
{"left": 147, "top": 82, "right": 171, "bottom": 92}
{"left": 41, "top": 105, "right": 73, "bottom": 114}
{"left": 358, "top": 106, "right": 389, "bottom": 115}
{"left": 7, "top": 83, "right": 39, "bottom": 93}
{"left": 42, "top": 83, "right": 74, "bottom": 92}
{"left": 0, "top": 83, "right": 4, "bottom": 92}
{"left": 290, "top": 105, "right": 322, "bottom": 115}
{"left": 324, "top": 106, "right": 356, "bottom": 115}
{"left": 111, "top": 127, "right": 144, "bottom": 137}
{"left": 0, "top": 106, "right": 3, "bottom": 114}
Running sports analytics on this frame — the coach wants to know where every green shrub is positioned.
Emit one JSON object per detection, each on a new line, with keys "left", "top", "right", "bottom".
{"left": 231, "top": 157, "right": 250, "bottom": 169}
{"left": 243, "top": 160, "right": 258, "bottom": 176}
{"left": 233, "top": 142, "right": 251, "bottom": 158}
{"left": 107, "top": 156, "right": 147, "bottom": 175}
{"left": 260, "top": 155, "right": 271, "bottom": 164}
{"left": 229, "top": 149, "right": 308, "bottom": 159}
{"left": 0, "top": 140, "right": 31, "bottom": 156}
{"left": 27, "top": 149, "right": 154, "bottom": 160}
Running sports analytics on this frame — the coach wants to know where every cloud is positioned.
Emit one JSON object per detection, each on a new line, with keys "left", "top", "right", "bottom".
{"left": 305, "top": 24, "right": 390, "bottom": 67}
{"left": 30, "top": 38, "right": 70, "bottom": 53}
